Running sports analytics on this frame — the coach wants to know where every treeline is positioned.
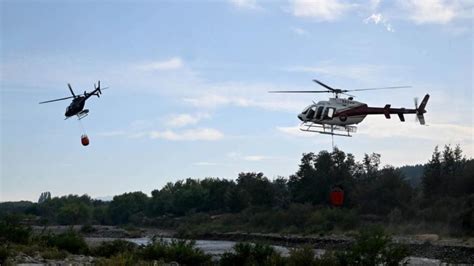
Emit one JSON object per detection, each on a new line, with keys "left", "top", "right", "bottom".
{"left": 1, "top": 145, "right": 473, "bottom": 235}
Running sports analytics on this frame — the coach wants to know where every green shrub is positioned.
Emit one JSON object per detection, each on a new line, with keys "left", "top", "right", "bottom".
{"left": 93, "top": 240, "right": 137, "bottom": 258}
{"left": 288, "top": 246, "right": 316, "bottom": 266}
{"left": 220, "top": 242, "right": 279, "bottom": 266}
{"left": 336, "top": 226, "right": 408, "bottom": 266}
{"left": 95, "top": 252, "right": 141, "bottom": 266}
{"left": 45, "top": 230, "right": 89, "bottom": 254}
{"left": 0, "top": 215, "right": 32, "bottom": 244}
{"left": 41, "top": 247, "right": 67, "bottom": 260}
{"left": 0, "top": 245, "right": 9, "bottom": 264}
{"left": 139, "top": 238, "right": 211, "bottom": 265}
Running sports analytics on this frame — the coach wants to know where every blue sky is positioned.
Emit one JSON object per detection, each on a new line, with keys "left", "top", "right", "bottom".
{"left": 1, "top": 0, "right": 472, "bottom": 201}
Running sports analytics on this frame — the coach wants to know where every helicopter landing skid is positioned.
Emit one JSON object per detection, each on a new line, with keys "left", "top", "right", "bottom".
{"left": 300, "top": 122, "right": 357, "bottom": 137}
{"left": 76, "top": 109, "right": 89, "bottom": 120}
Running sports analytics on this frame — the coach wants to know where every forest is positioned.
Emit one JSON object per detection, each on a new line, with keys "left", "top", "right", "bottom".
{"left": 1, "top": 145, "right": 473, "bottom": 236}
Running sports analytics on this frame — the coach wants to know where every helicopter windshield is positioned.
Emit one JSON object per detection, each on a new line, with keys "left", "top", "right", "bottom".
{"left": 301, "top": 106, "right": 311, "bottom": 114}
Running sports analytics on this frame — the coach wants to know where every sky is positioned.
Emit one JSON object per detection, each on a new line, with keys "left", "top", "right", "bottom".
{"left": 1, "top": 0, "right": 472, "bottom": 202}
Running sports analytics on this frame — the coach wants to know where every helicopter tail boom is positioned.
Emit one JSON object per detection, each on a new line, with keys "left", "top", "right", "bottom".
{"left": 335, "top": 94, "right": 429, "bottom": 124}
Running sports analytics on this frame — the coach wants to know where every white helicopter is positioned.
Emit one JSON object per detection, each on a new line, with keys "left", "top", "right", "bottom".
{"left": 270, "top": 79, "right": 429, "bottom": 137}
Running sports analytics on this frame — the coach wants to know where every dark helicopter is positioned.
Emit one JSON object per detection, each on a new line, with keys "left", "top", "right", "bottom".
{"left": 39, "top": 81, "right": 108, "bottom": 119}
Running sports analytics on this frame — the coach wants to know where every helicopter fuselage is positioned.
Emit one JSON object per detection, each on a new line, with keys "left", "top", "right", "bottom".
{"left": 298, "top": 98, "right": 366, "bottom": 126}
{"left": 65, "top": 97, "right": 87, "bottom": 117}
{"left": 298, "top": 97, "right": 423, "bottom": 127}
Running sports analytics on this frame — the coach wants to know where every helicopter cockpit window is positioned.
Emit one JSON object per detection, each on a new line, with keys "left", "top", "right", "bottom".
{"left": 301, "top": 106, "right": 311, "bottom": 115}
{"left": 306, "top": 107, "right": 316, "bottom": 119}
{"left": 323, "top": 107, "right": 336, "bottom": 119}
{"left": 315, "top": 106, "right": 324, "bottom": 120}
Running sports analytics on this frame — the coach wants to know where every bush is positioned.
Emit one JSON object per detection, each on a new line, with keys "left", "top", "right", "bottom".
{"left": 41, "top": 247, "right": 67, "bottom": 260}
{"left": 0, "top": 245, "right": 9, "bottom": 264}
{"left": 93, "top": 240, "right": 137, "bottom": 258}
{"left": 336, "top": 226, "right": 408, "bottom": 265}
{"left": 220, "top": 242, "right": 279, "bottom": 266}
{"left": 95, "top": 252, "right": 140, "bottom": 266}
{"left": 139, "top": 238, "right": 211, "bottom": 265}
{"left": 0, "top": 215, "right": 32, "bottom": 244}
{"left": 45, "top": 230, "right": 89, "bottom": 254}
{"left": 288, "top": 246, "right": 316, "bottom": 266}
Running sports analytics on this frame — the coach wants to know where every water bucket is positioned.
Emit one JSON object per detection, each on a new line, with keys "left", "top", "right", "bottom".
{"left": 81, "top": 134, "right": 90, "bottom": 146}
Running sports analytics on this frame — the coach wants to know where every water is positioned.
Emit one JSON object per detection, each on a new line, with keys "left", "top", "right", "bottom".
{"left": 125, "top": 237, "right": 443, "bottom": 265}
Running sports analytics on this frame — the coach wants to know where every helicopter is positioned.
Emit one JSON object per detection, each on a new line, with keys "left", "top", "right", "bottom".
{"left": 270, "top": 79, "right": 429, "bottom": 137}
{"left": 39, "top": 81, "right": 108, "bottom": 120}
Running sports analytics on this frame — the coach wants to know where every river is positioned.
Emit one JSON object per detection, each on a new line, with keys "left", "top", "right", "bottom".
{"left": 123, "top": 237, "right": 446, "bottom": 265}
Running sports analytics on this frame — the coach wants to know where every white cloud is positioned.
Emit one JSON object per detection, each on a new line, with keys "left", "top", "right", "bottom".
{"left": 291, "top": 27, "right": 310, "bottom": 36}
{"left": 192, "top": 162, "right": 217, "bottom": 166}
{"left": 290, "top": 0, "right": 354, "bottom": 21}
{"left": 229, "top": 0, "right": 261, "bottom": 10}
{"left": 369, "top": 0, "right": 381, "bottom": 10}
{"left": 149, "top": 128, "right": 224, "bottom": 141}
{"left": 364, "top": 13, "right": 394, "bottom": 32}
{"left": 184, "top": 93, "right": 306, "bottom": 112}
{"left": 183, "top": 94, "right": 244, "bottom": 109}
{"left": 227, "top": 152, "right": 272, "bottom": 161}
{"left": 137, "top": 57, "right": 183, "bottom": 71}
{"left": 165, "top": 113, "right": 210, "bottom": 128}
{"left": 398, "top": 0, "right": 456, "bottom": 24}
{"left": 243, "top": 155, "right": 268, "bottom": 161}
{"left": 359, "top": 119, "right": 473, "bottom": 142}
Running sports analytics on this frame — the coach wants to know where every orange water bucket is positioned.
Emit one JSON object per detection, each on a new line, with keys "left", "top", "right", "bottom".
{"left": 81, "top": 135, "right": 90, "bottom": 146}
{"left": 330, "top": 187, "right": 344, "bottom": 207}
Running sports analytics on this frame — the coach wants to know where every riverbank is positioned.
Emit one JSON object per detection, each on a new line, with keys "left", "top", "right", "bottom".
{"left": 195, "top": 232, "right": 474, "bottom": 264}
{"left": 31, "top": 225, "right": 474, "bottom": 264}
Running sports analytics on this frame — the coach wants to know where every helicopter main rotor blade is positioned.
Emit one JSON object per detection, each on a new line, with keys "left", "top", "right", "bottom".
{"left": 346, "top": 86, "right": 411, "bottom": 92}
{"left": 39, "top": 96, "right": 75, "bottom": 104}
{"left": 312, "top": 79, "right": 338, "bottom": 92}
{"left": 68, "top": 83, "right": 76, "bottom": 97}
{"left": 268, "top": 90, "right": 330, "bottom": 93}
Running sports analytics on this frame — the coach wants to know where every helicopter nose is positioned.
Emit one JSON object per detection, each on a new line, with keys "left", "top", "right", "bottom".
{"left": 298, "top": 113, "right": 304, "bottom": 121}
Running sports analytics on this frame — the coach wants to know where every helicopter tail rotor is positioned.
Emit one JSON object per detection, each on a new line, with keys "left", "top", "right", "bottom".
{"left": 415, "top": 94, "right": 429, "bottom": 125}
{"left": 94, "top": 80, "right": 103, "bottom": 98}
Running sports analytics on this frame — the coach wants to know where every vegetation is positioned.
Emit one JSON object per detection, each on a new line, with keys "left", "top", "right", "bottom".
{"left": 1, "top": 145, "right": 472, "bottom": 237}
{"left": 219, "top": 227, "right": 408, "bottom": 265}
{"left": 140, "top": 238, "right": 212, "bottom": 265}
{"left": 43, "top": 229, "right": 89, "bottom": 254}
{"left": 335, "top": 227, "right": 408, "bottom": 265}
{"left": 0, "top": 145, "right": 472, "bottom": 263}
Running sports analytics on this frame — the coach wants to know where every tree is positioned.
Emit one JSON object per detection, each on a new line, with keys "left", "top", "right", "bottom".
{"left": 109, "top": 192, "right": 148, "bottom": 224}
{"left": 422, "top": 146, "right": 442, "bottom": 198}
{"left": 353, "top": 167, "right": 413, "bottom": 215}
{"left": 289, "top": 150, "right": 356, "bottom": 205}
{"left": 38, "top": 192, "right": 51, "bottom": 204}
{"left": 56, "top": 202, "right": 92, "bottom": 225}
{"left": 236, "top": 172, "right": 275, "bottom": 207}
